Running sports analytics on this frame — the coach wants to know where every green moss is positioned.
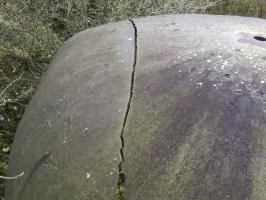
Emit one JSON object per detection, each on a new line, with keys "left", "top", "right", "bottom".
{"left": 117, "top": 186, "right": 125, "bottom": 200}
{"left": 117, "top": 171, "right": 125, "bottom": 200}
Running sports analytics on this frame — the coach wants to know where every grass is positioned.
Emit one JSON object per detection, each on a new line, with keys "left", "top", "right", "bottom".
{"left": 0, "top": 0, "right": 266, "bottom": 199}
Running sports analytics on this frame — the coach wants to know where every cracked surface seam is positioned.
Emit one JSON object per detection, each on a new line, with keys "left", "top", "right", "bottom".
{"left": 117, "top": 19, "right": 138, "bottom": 198}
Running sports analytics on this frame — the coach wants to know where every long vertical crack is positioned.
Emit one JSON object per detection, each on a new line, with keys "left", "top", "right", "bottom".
{"left": 117, "top": 19, "right": 137, "bottom": 200}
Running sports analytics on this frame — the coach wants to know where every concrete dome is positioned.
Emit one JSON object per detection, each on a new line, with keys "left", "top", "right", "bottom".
{"left": 6, "top": 15, "right": 266, "bottom": 200}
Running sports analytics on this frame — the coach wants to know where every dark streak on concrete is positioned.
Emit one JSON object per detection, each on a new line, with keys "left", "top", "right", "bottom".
{"left": 19, "top": 151, "right": 52, "bottom": 199}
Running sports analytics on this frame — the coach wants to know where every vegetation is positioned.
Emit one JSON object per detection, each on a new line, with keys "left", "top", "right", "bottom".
{"left": 117, "top": 186, "right": 125, "bottom": 200}
{"left": 0, "top": 0, "right": 265, "bottom": 199}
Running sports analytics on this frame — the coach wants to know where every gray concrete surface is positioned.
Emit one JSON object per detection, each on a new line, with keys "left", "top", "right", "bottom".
{"left": 6, "top": 21, "right": 134, "bottom": 199}
{"left": 6, "top": 15, "right": 266, "bottom": 200}
{"left": 123, "top": 15, "right": 266, "bottom": 200}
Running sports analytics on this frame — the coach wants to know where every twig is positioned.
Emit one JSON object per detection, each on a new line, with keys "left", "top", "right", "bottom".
{"left": 0, "top": 72, "right": 23, "bottom": 99}
{"left": 0, "top": 71, "right": 35, "bottom": 107}
{"left": 0, "top": 171, "right": 24, "bottom": 180}
{"left": 193, "top": 0, "right": 224, "bottom": 10}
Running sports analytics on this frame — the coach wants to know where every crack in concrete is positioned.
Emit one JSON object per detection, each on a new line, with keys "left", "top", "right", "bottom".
{"left": 117, "top": 19, "right": 138, "bottom": 199}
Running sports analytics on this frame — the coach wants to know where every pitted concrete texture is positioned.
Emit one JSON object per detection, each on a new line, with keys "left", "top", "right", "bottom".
{"left": 6, "top": 15, "right": 266, "bottom": 200}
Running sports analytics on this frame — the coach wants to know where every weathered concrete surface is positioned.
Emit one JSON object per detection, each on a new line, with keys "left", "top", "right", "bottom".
{"left": 123, "top": 15, "right": 266, "bottom": 199}
{"left": 6, "top": 21, "right": 135, "bottom": 199}
{"left": 6, "top": 15, "right": 266, "bottom": 200}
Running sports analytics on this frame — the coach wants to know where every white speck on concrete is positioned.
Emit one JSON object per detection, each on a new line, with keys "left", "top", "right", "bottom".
{"left": 80, "top": 127, "right": 88, "bottom": 135}
{"left": 212, "top": 84, "right": 218, "bottom": 90}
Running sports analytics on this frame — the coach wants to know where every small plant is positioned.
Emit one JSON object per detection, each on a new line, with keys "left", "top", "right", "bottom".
{"left": 117, "top": 171, "right": 125, "bottom": 200}
{"left": 117, "top": 185, "right": 125, "bottom": 200}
